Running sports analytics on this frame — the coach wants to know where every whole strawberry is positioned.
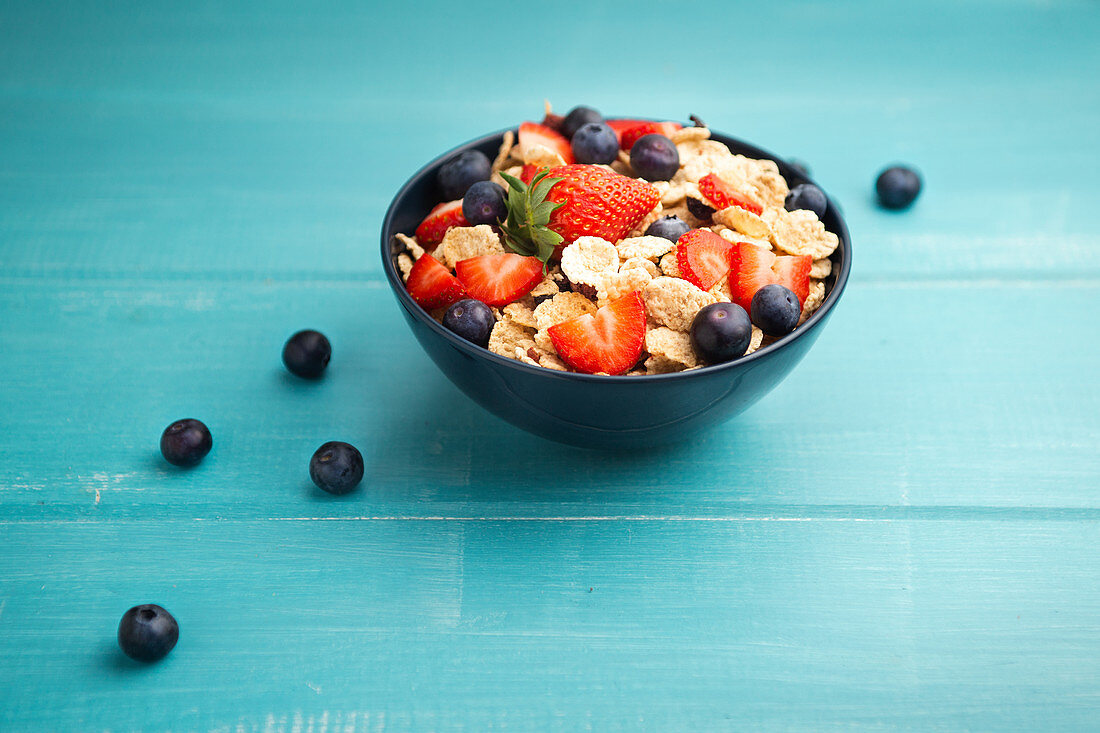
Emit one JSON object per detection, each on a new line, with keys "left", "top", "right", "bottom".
{"left": 499, "top": 165, "right": 660, "bottom": 266}
{"left": 546, "top": 165, "right": 659, "bottom": 244}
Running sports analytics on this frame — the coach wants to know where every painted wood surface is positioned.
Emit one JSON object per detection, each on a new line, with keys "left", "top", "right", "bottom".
{"left": 1, "top": 0, "right": 1098, "bottom": 730}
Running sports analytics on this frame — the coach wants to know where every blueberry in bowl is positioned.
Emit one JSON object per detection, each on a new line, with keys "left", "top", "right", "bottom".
{"left": 382, "top": 111, "right": 850, "bottom": 449}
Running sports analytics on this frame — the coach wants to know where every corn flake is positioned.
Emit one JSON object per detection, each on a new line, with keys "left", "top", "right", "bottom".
{"left": 620, "top": 257, "right": 660, "bottom": 278}
{"left": 658, "top": 251, "right": 682, "bottom": 278}
{"left": 645, "top": 326, "right": 698, "bottom": 369}
{"left": 597, "top": 268, "right": 653, "bottom": 308}
{"left": 502, "top": 301, "right": 538, "bottom": 329}
{"left": 810, "top": 258, "right": 833, "bottom": 279}
{"left": 669, "top": 126, "right": 711, "bottom": 145}
{"left": 714, "top": 206, "right": 772, "bottom": 239}
{"left": 488, "top": 318, "right": 535, "bottom": 359}
{"left": 560, "top": 236, "right": 619, "bottom": 288}
{"left": 437, "top": 225, "right": 505, "bottom": 270}
{"left": 770, "top": 209, "right": 839, "bottom": 258}
{"left": 798, "top": 279, "right": 827, "bottom": 325}
{"left": 616, "top": 235, "right": 674, "bottom": 262}
{"left": 533, "top": 291, "right": 597, "bottom": 330}
{"left": 643, "top": 276, "right": 715, "bottom": 332}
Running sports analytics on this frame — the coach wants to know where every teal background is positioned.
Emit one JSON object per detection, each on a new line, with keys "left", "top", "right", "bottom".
{"left": 2, "top": 0, "right": 1099, "bottom": 730}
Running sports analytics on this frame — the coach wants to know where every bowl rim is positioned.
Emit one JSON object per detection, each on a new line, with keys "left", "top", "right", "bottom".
{"left": 380, "top": 124, "right": 851, "bottom": 382}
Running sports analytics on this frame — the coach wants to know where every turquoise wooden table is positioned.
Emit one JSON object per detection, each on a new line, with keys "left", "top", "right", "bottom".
{"left": 2, "top": 1, "right": 1099, "bottom": 730}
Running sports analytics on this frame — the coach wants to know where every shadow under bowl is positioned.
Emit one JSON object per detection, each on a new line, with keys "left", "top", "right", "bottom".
{"left": 381, "top": 127, "right": 851, "bottom": 449}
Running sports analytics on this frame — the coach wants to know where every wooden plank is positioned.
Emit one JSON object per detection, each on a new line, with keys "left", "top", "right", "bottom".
{"left": 0, "top": 279, "right": 1097, "bottom": 518}
{"left": 1, "top": 518, "right": 1097, "bottom": 730}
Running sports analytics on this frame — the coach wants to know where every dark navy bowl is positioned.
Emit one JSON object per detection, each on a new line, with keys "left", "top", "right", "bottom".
{"left": 381, "top": 127, "right": 851, "bottom": 449}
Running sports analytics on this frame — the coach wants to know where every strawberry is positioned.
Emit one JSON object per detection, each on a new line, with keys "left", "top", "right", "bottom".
{"left": 606, "top": 119, "right": 649, "bottom": 145}
{"left": 617, "top": 121, "right": 683, "bottom": 151}
{"left": 548, "top": 291, "right": 647, "bottom": 375}
{"left": 518, "top": 122, "right": 574, "bottom": 165}
{"left": 544, "top": 164, "right": 660, "bottom": 244}
{"left": 698, "top": 173, "right": 763, "bottom": 216}
{"left": 415, "top": 200, "right": 468, "bottom": 246}
{"left": 405, "top": 254, "right": 466, "bottom": 310}
{"left": 675, "top": 229, "right": 733, "bottom": 291}
{"left": 454, "top": 253, "right": 544, "bottom": 307}
{"left": 728, "top": 242, "right": 811, "bottom": 312}
{"left": 519, "top": 163, "right": 540, "bottom": 184}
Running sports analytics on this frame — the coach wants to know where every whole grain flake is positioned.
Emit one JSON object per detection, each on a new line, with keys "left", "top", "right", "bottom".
{"left": 437, "top": 225, "right": 506, "bottom": 269}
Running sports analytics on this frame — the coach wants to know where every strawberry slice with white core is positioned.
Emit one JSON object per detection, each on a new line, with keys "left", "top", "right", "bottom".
{"left": 518, "top": 121, "right": 574, "bottom": 164}
{"left": 728, "top": 242, "right": 811, "bottom": 313}
{"left": 548, "top": 291, "right": 647, "bottom": 375}
{"left": 405, "top": 254, "right": 467, "bottom": 310}
{"left": 619, "top": 121, "right": 683, "bottom": 151}
{"left": 675, "top": 229, "right": 733, "bottom": 291}
{"left": 698, "top": 173, "right": 763, "bottom": 216}
{"left": 415, "top": 200, "right": 468, "bottom": 246}
{"left": 454, "top": 253, "right": 544, "bottom": 307}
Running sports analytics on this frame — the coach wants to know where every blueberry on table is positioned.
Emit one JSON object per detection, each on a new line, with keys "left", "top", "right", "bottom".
{"left": 443, "top": 298, "right": 496, "bottom": 348}
{"left": 785, "top": 183, "right": 828, "bottom": 219}
{"left": 118, "top": 604, "right": 179, "bottom": 662}
{"left": 645, "top": 215, "right": 691, "bottom": 243}
{"left": 159, "top": 419, "right": 212, "bottom": 467}
{"left": 690, "top": 303, "right": 752, "bottom": 364}
{"left": 875, "top": 165, "right": 922, "bottom": 209}
{"left": 309, "top": 441, "right": 364, "bottom": 495}
{"left": 750, "top": 284, "right": 801, "bottom": 337}
{"left": 462, "top": 181, "right": 507, "bottom": 226}
{"left": 629, "top": 133, "right": 679, "bottom": 181}
{"left": 437, "top": 150, "right": 492, "bottom": 200}
{"left": 282, "top": 329, "right": 331, "bottom": 379}
{"left": 560, "top": 105, "right": 604, "bottom": 138}
{"left": 570, "top": 122, "right": 619, "bottom": 165}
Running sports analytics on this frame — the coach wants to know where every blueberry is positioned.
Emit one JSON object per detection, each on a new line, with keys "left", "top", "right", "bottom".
{"left": 785, "top": 183, "right": 828, "bottom": 219}
{"left": 685, "top": 196, "right": 715, "bottom": 222}
{"left": 645, "top": 215, "right": 691, "bottom": 243}
{"left": 787, "top": 158, "right": 811, "bottom": 178}
{"left": 309, "top": 441, "right": 364, "bottom": 495}
{"left": 690, "top": 303, "right": 752, "bottom": 365}
{"left": 443, "top": 298, "right": 495, "bottom": 348}
{"left": 561, "top": 106, "right": 603, "bottom": 138}
{"left": 159, "top": 419, "right": 212, "bottom": 467}
{"left": 118, "top": 604, "right": 179, "bottom": 663}
{"left": 437, "top": 150, "right": 492, "bottom": 200}
{"left": 282, "top": 329, "right": 331, "bottom": 379}
{"left": 629, "top": 134, "right": 679, "bottom": 181}
{"left": 571, "top": 122, "right": 619, "bottom": 165}
{"left": 750, "top": 284, "right": 801, "bottom": 337}
{"left": 875, "top": 165, "right": 922, "bottom": 209}
{"left": 462, "top": 181, "right": 507, "bottom": 226}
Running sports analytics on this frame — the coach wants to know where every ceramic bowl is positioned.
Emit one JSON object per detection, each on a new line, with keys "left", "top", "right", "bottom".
{"left": 381, "top": 127, "right": 851, "bottom": 449}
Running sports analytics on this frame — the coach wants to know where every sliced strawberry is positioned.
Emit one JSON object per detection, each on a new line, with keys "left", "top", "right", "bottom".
{"left": 405, "top": 254, "right": 466, "bottom": 310}
{"left": 518, "top": 121, "right": 574, "bottom": 164}
{"left": 771, "top": 254, "right": 811, "bottom": 306}
{"left": 454, "top": 253, "right": 544, "bottom": 307}
{"left": 728, "top": 242, "right": 812, "bottom": 312}
{"left": 698, "top": 173, "right": 763, "bottom": 216}
{"left": 675, "top": 229, "right": 733, "bottom": 291}
{"left": 606, "top": 119, "right": 649, "bottom": 145}
{"left": 519, "top": 163, "right": 540, "bottom": 184}
{"left": 548, "top": 291, "right": 647, "bottom": 375}
{"left": 415, "top": 200, "right": 467, "bottom": 246}
{"left": 619, "top": 121, "right": 684, "bottom": 151}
